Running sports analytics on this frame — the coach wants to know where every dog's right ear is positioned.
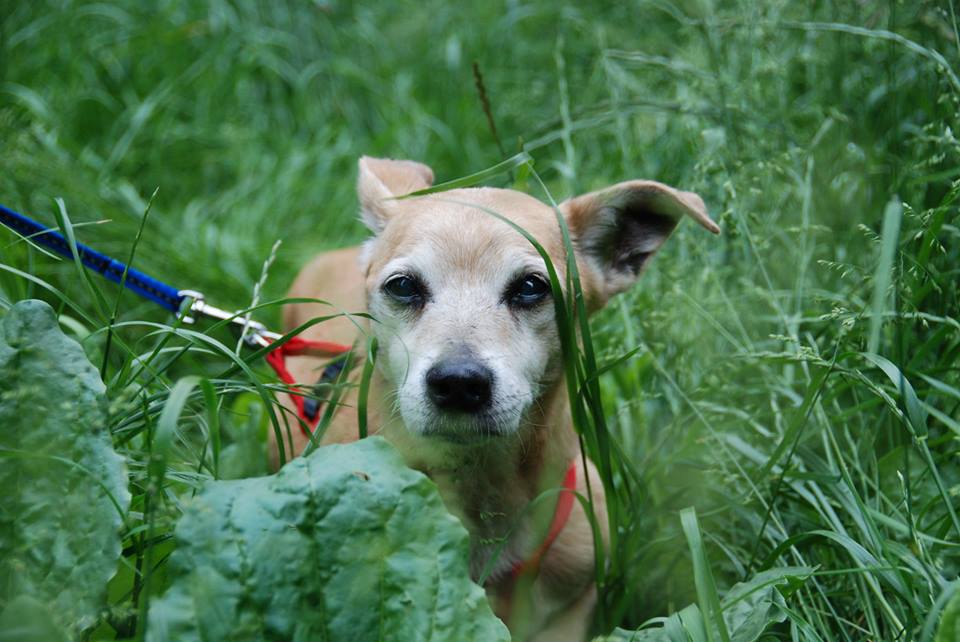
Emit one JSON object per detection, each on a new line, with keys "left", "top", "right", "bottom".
{"left": 561, "top": 180, "right": 719, "bottom": 306}
{"left": 357, "top": 156, "right": 434, "bottom": 233}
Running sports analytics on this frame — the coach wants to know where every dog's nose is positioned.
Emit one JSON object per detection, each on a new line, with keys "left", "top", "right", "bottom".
{"left": 426, "top": 358, "right": 493, "bottom": 413}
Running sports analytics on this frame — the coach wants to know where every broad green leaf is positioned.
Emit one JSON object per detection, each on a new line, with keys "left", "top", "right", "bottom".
{"left": 593, "top": 625, "right": 674, "bottom": 641}
{"left": 722, "top": 567, "right": 813, "bottom": 642}
{"left": 0, "top": 299, "right": 130, "bottom": 638}
{"left": 676, "top": 604, "right": 708, "bottom": 642}
{"left": 146, "top": 436, "right": 510, "bottom": 642}
{"left": 599, "top": 567, "right": 814, "bottom": 642}
{"left": 722, "top": 566, "right": 814, "bottom": 608}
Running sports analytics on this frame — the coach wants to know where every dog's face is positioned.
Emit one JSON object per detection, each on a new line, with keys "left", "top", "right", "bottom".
{"left": 357, "top": 157, "right": 718, "bottom": 444}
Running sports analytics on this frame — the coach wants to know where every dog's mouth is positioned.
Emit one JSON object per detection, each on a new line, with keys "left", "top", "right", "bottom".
{"left": 405, "top": 401, "right": 524, "bottom": 444}
{"left": 421, "top": 414, "right": 507, "bottom": 444}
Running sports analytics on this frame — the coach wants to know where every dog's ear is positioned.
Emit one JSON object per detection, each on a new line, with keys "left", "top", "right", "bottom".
{"left": 357, "top": 156, "right": 434, "bottom": 233}
{"left": 561, "top": 180, "right": 719, "bottom": 303}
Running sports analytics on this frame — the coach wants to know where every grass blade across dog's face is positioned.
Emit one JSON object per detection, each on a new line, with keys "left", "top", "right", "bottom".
{"left": 357, "top": 156, "right": 718, "bottom": 443}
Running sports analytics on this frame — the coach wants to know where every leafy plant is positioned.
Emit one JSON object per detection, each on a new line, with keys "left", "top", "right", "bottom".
{"left": 0, "top": 300, "right": 130, "bottom": 640}
{"left": 146, "top": 437, "right": 508, "bottom": 641}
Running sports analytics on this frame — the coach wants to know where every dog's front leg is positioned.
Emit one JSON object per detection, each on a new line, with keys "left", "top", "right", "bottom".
{"left": 528, "top": 584, "right": 597, "bottom": 642}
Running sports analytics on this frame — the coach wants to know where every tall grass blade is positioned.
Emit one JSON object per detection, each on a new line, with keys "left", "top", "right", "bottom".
{"left": 681, "top": 507, "right": 731, "bottom": 642}
{"left": 867, "top": 199, "right": 902, "bottom": 354}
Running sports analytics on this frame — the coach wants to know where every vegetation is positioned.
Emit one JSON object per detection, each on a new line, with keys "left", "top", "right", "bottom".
{"left": 1, "top": 0, "right": 958, "bottom": 639}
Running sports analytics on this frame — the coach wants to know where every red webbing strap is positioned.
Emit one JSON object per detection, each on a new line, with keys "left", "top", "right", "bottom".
{"left": 265, "top": 336, "right": 352, "bottom": 435}
{"left": 511, "top": 460, "right": 579, "bottom": 580}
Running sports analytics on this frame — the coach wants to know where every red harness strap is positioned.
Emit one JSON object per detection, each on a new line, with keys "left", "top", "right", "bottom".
{"left": 511, "top": 460, "right": 578, "bottom": 580}
{"left": 265, "top": 336, "right": 352, "bottom": 433}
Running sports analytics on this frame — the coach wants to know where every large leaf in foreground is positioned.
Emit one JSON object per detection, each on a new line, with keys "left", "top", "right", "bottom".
{"left": 0, "top": 299, "right": 130, "bottom": 638}
{"left": 594, "top": 566, "right": 813, "bottom": 642}
{"left": 146, "top": 436, "right": 509, "bottom": 642}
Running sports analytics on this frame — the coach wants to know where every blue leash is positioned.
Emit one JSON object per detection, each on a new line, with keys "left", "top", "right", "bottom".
{"left": 1, "top": 203, "right": 184, "bottom": 312}
{"left": 0, "top": 203, "right": 280, "bottom": 346}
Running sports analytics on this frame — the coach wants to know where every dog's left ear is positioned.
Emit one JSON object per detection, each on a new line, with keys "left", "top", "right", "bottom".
{"left": 561, "top": 180, "right": 719, "bottom": 304}
{"left": 357, "top": 156, "right": 435, "bottom": 234}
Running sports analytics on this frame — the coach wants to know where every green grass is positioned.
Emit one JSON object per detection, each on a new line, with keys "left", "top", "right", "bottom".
{"left": 2, "top": 0, "right": 959, "bottom": 639}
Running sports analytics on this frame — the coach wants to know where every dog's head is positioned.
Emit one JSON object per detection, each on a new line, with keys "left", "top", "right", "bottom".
{"left": 357, "top": 156, "right": 718, "bottom": 444}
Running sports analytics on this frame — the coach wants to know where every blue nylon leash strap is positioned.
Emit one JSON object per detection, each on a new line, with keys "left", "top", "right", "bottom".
{"left": 1, "top": 201, "right": 352, "bottom": 433}
{"left": 0, "top": 202, "right": 284, "bottom": 347}
{"left": 0, "top": 203, "right": 185, "bottom": 313}
{"left": 0, "top": 205, "right": 281, "bottom": 347}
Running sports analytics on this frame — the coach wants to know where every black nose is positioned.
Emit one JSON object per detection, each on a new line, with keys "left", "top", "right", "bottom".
{"left": 426, "top": 358, "right": 493, "bottom": 413}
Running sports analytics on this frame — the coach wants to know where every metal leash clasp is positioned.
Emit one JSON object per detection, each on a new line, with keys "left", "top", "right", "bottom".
{"left": 178, "top": 290, "right": 282, "bottom": 348}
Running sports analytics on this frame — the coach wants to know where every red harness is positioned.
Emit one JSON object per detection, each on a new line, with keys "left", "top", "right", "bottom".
{"left": 265, "top": 338, "right": 578, "bottom": 575}
{"left": 511, "top": 461, "right": 578, "bottom": 580}
{"left": 265, "top": 336, "right": 353, "bottom": 431}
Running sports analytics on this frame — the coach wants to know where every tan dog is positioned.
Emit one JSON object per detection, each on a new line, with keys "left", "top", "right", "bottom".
{"left": 271, "top": 157, "right": 718, "bottom": 641}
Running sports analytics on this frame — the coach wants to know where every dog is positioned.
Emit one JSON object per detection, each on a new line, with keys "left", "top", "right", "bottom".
{"left": 270, "top": 156, "right": 719, "bottom": 640}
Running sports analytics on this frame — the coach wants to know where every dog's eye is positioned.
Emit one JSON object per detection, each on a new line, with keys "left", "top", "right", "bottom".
{"left": 508, "top": 274, "right": 550, "bottom": 308}
{"left": 383, "top": 275, "right": 423, "bottom": 304}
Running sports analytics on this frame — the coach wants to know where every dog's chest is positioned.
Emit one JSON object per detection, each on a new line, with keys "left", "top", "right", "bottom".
{"left": 427, "top": 467, "right": 535, "bottom": 580}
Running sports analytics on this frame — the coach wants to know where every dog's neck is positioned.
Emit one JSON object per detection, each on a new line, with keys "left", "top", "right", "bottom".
{"left": 377, "top": 377, "right": 578, "bottom": 578}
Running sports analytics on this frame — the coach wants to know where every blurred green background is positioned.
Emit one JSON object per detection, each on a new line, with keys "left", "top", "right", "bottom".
{"left": 1, "top": 0, "right": 958, "bottom": 638}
